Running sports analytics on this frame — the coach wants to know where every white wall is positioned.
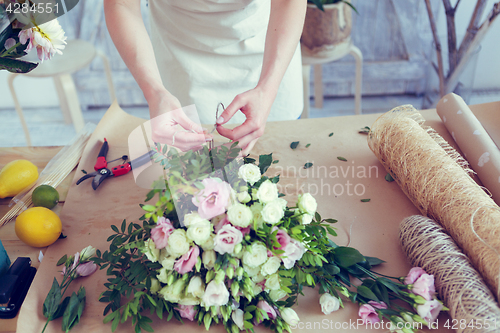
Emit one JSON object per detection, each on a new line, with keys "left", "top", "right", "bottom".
{"left": 0, "top": 0, "right": 499, "bottom": 110}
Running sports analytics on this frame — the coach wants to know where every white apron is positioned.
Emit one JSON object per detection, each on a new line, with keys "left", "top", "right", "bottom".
{"left": 149, "top": 0, "right": 304, "bottom": 125}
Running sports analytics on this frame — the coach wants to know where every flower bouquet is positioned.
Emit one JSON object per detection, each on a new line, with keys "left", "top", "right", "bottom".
{"left": 93, "top": 143, "right": 447, "bottom": 333}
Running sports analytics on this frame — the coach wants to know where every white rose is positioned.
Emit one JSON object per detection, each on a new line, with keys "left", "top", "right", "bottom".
{"left": 202, "top": 281, "right": 230, "bottom": 307}
{"left": 183, "top": 212, "right": 205, "bottom": 227}
{"left": 252, "top": 273, "right": 265, "bottom": 284}
{"left": 243, "top": 264, "right": 261, "bottom": 277}
{"left": 142, "top": 238, "right": 160, "bottom": 262}
{"left": 214, "top": 224, "right": 243, "bottom": 255}
{"left": 319, "top": 293, "right": 340, "bottom": 314}
{"left": 242, "top": 242, "right": 268, "bottom": 268}
{"left": 280, "top": 308, "right": 300, "bottom": 326}
{"left": 232, "top": 309, "right": 245, "bottom": 330}
{"left": 157, "top": 267, "right": 169, "bottom": 283}
{"left": 256, "top": 180, "right": 278, "bottom": 204}
{"left": 238, "top": 164, "right": 261, "bottom": 185}
{"left": 265, "top": 273, "right": 280, "bottom": 290}
{"left": 160, "top": 255, "right": 175, "bottom": 270}
{"left": 150, "top": 278, "right": 161, "bottom": 294}
{"left": 237, "top": 191, "right": 251, "bottom": 204}
{"left": 227, "top": 203, "right": 253, "bottom": 228}
{"left": 261, "top": 256, "right": 281, "bottom": 276}
{"left": 187, "top": 276, "right": 205, "bottom": 299}
{"left": 269, "top": 289, "right": 287, "bottom": 302}
{"left": 202, "top": 250, "right": 217, "bottom": 270}
{"left": 187, "top": 218, "right": 212, "bottom": 245}
{"left": 166, "top": 229, "right": 190, "bottom": 258}
{"left": 298, "top": 193, "right": 317, "bottom": 215}
{"left": 301, "top": 213, "right": 313, "bottom": 225}
{"left": 261, "top": 200, "right": 285, "bottom": 225}
{"left": 159, "top": 279, "right": 185, "bottom": 303}
{"left": 200, "top": 234, "right": 215, "bottom": 251}
{"left": 282, "top": 239, "right": 306, "bottom": 269}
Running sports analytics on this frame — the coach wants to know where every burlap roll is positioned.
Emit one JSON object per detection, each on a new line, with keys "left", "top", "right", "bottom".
{"left": 368, "top": 105, "right": 500, "bottom": 298}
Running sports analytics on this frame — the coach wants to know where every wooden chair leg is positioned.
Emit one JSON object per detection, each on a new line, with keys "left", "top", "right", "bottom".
{"left": 53, "top": 76, "right": 72, "bottom": 124}
{"left": 349, "top": 44, "right": 363, "bottom": 115}
{"left": 301, "top": 64, "right": 311, "bottom": 119}
{"left": 313, "top": 64, "right": 323, "bottom": 109}
{"left": 97, "top": 51, "right": 116, "bottom": 103}
{"left": 58, "top": 74, "right": 85, "bottom": 133}
{"left": 7, "top": 73, "right": 32, "bottom": 146}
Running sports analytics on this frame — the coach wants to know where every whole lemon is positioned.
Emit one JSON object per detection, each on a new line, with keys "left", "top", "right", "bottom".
{"left": 32, "top": 185, "right": 59, "bottom": 209}
{"left": 15, "top": 207, "right": 62, "bottom": 248}
{"left": 0, "top": 159, "right": 39, "bottom": 199}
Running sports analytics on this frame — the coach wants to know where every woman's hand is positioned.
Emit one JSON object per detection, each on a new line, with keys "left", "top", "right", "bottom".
{"left": 148, "top": 91, "right": 210, "bottom": 151}
{"left": 215, "top": 86, "right": 275, "bottom": 156}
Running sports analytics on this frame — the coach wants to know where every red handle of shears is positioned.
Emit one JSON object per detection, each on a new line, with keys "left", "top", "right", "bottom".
{"left": 111, "top": 163, "right": 131, "bottom": 176}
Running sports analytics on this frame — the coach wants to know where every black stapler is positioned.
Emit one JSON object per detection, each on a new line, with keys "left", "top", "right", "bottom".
{"left": 0, "top": 257, "right": 36, "bottom": 319}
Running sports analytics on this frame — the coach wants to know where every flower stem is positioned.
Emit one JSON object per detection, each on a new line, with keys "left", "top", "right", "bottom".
{"left": 1, "top": 42, "right": 21, "bottom": 57}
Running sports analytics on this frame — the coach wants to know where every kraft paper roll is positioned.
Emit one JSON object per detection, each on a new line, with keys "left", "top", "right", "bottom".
{"left": 368, "top": 105, "right": 500, "bottom": 299}
{"left": 437, "top": 93, "right": 500, "bottom": 205}
{"left": 400, "top": 215, "right": 500, "bottom": 333}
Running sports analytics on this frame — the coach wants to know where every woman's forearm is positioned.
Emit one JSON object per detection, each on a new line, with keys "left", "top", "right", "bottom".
{"left": 103, "top": 0, "right": 168, "bottom": 104}
{"left": 257, "top": 0, "right": 307, "bottom": 95}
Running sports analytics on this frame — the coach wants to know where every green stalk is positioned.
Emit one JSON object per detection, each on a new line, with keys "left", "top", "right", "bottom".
{"left": 1, "top": 42, "right": 21, "bottom": 57}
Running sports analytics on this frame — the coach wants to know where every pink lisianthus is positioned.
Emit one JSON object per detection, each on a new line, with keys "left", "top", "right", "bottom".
{"left": 214, "top": 215, "right": 250, "bottom": 235}
{"left": 358, "top": 301, "right": 384, "bottom": 325}
{"left": 174, "top": 246, "right": 200, "bottom": 274}
{"left": 257, "top": 300, "right": 277, "bottom": 322}
{"left": 412, "top": 274, "right": 436, "bottom": 301}
{"left": 192, "top": 178, "right": 230, "bottom": 220}
{"left": 417, "top": 299, "right": 443, "bottom": 324}
{"left": 151, "top": 217, "right": 175, "bottom": 249}
{"left": 213, "top": 224, "right": 243, "bottom": 255}
{"left": 178, "top": 304, "right": 196, "bottom": 321}
{"left": 61, "top": 252, "right": 79, "bottom": 277}
{"left": 273, "top": 227, "right": 290, "bottom": 250}
{"left": 75, "top": 261, "right": 98, "bottom": 277}
{"left": 281, "top": 239, "right": 306, "bottom": 269}
{"left": 404, "top": 267, "right": 427, "bottom": 285}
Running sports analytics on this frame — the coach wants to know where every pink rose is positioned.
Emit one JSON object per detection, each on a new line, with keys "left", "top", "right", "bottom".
{"left": 174, "top": 246, "right": 200, "bottom": 274}
{"left": 192, "top": 178, "right": 230, "bottom": 220}
{"left": 75, "top": 261, "right": 98, "bottom": 277}
{"left": 213, "top": 224, "right": 243, "bottom": 255}
{"left": 412, "top": 274, "right": 436, "bottom": 301}
{"left": 274, "top": 228, "right": 291, "bottom": 250}
{"left": 281, "top": 239, "right": 306, "bottom": 269}
{"left": 404, "top": 267, "right": 427, "bottom": 285}
{"left": 257, "top": 300, "right": 277, "bottom": 322}
{"left": 178, "top": 304, "right": 196, "bottom": 321}
{"left": 151, "top": 217, "right": 175, "bottom": 249}
{"left": 417, "top": 299, "right": 443, "bottom": 324}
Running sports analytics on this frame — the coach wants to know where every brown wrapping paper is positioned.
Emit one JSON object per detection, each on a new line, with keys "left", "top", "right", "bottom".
{"left": 437, "top": 93, "right": 500, "bottom": 204}
{"left": 17, "top": 102, "right": 453, "bottom": 333}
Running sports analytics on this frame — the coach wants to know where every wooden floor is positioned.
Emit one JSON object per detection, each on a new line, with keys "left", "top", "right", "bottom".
{"left": 1, "top": 92, "right": 499, "bottom": 148}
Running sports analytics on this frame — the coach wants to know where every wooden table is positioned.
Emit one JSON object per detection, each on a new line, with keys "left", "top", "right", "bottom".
{"left": 0, "top": 146, "right": 76, "bottom": 333}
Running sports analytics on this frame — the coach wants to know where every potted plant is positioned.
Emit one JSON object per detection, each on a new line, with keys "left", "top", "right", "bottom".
{"left": 301, "top": 0, "right": 357, "bottom": 59}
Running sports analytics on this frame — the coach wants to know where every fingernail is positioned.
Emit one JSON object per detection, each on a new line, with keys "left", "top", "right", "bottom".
{"left": 216, "top": 116, "right": 224, "bottom": 124}
{"left": 205, "top": 138, "right": 212, "bottom": 142}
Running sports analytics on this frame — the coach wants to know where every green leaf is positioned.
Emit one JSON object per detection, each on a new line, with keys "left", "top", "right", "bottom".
{"left": 385, "top": 173, "right": 395, "bottom": 182}
{"left": 51, "top": 296, "right": 71, "bottom": 320}
{"left": 324, "top": 218, "right": 338, "bottom": 223}
{"left": 258, "top": 153, "right": 273, "bottom": 174}
{"left": 304, "top": 162, "right": 313, "bottom": 169}
{"left": 43, "top": 278, "right": 62, "bottom": 318}
{"left": 290, "top": 141, "right": 299, "bottom": 149}
{"left": 56, "top": 255, "right": 68, "bottom": 266}
{"left": 306, "top": 143, "right": 311, "bottom": 148}
{"left": 333, "top": 247, "right": 365, "bottom": 268}
{"left": 356, "top": 285, "right": 379, "bottom": 301}
{"left": 337, "top": 156, "right": 347, "bottom": 162}
{"left": 360, "top": 199, "right": 371, "bottom": 202}
{"left": 81, "top": 169, "right": 87, "bottom": 174}
{"left": 62, "top": 289, "right": 86, "bottom": 332}
{"left": 328, "top": 132, "right": 334, "bottom": 137}
{"left": 0, "top": 57, "right": 38, "bottom": 73}
{"left": 365, "top": 256, "right": 385, "bottom": 266}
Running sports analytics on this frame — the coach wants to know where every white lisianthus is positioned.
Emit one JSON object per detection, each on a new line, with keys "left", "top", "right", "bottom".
{"left": 243, "top": 264, "right": 261, "bottom": 277}
{"left": 187, "top": 218, "right": 212, "bottom": 245}
{"left": 261, "top": 200, "right": 285, "bottom": 224}
{"left": 238, "top": 164, "right": 261, "bottom": 185}
{"left": 142, "top": 238, "right": 160, "bottom": 262}
{"left": 237, "top": 191, "right": 251, "bottom": 204}
{"left": 178, "top": 296, "right": 200, "bottom": 305}
{"left": 227, "top": 203, "right": 253, "bottom": 228}
{"left": 79, "top": 245, "right": 96, "bottom": 262}
{"left": 159, "top": 279, "right": 185, "bottom": 303}
{"left": 160, "top": 255, "right": 175, "bottom": 270}
{"left": 256, "top": 180, "right": 278, "bottom": 204}
{"left": 18, "top": 18, "right": 67, "bottom": 62}
{"left": 282, "top": 239, "right": 306, "bottom": 269}
{"left": 157, "top": 267, "right": 169, "bottom": 284}
{"left": 269, "top": 289, "right": 288, "bottom": 302}
{"left": 301, "top": 213, "right": 313, "bottom": 225}
{"left": 280, "top": 308, "right": 300, "bottom": 326}
{"left": 250, "top": 203, "right": 265, "bottom": 229}
{"left": 187, "top": 276, "right": 205, "bottom": 299}
{"left": 202, "top": 250, "right": 217, "bottom": 270}
{"left": 242, "top": 242, "right": 268, "bottom": 268}
{"left": 265, "top": 273, "right": 280, "bottom": 290}
{"left": 232, "top": 309, "right": 245, "bottom": 330}
{"left": 202, "top": 281, "right": 230, "bottom": 307}
{"left": 166, "top": 229, "right": 190, "bottom": 258}
{"left": 150, "top": 278, "right": 161, "bottom": 294}
{"left": 319, "top": 293, "right": 341, "bottom": 314}
{"left": 298, "top": 193, "right": 317, "bottom": 215}
{"left": 261, "top": 256, "right": 281, "bottom": 276}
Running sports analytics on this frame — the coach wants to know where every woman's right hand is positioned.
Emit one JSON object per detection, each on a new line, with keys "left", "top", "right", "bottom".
{"left": 147, "top": 90, "right": 211, "bottom": 151}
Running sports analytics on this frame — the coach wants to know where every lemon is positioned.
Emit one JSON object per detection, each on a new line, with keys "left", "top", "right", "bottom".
{"left": 15, "top": 207, "right": 62, "bottom": 248}
{"left": 0, "top": 159, "right": 39, "bottom": 199}
{"left": 32, "top": 185, "right": 59, "bottom": 209}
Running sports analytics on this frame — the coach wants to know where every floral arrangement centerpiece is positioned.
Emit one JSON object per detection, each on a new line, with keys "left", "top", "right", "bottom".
{"left": 93, "top": 143, "right": 447, "bottom": 333}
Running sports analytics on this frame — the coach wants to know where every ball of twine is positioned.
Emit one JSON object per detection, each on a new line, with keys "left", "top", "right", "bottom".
{"left": 367, "top": 105, "right": 500, "bottom": 298}
{"left": 400, "top": 215, "right": 500, "bottom": 333}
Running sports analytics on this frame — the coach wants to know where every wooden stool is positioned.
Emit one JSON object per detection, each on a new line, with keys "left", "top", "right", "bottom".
{"left": 301, "top": 43, "right": 363, "bottom": 118}
{"left": 8, "top": 39, "right": 115, "bottom": 146}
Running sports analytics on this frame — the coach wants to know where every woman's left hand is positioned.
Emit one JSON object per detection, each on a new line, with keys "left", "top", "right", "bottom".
{"left": 216, "top": 86, "right": 276, "bottom": 156}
